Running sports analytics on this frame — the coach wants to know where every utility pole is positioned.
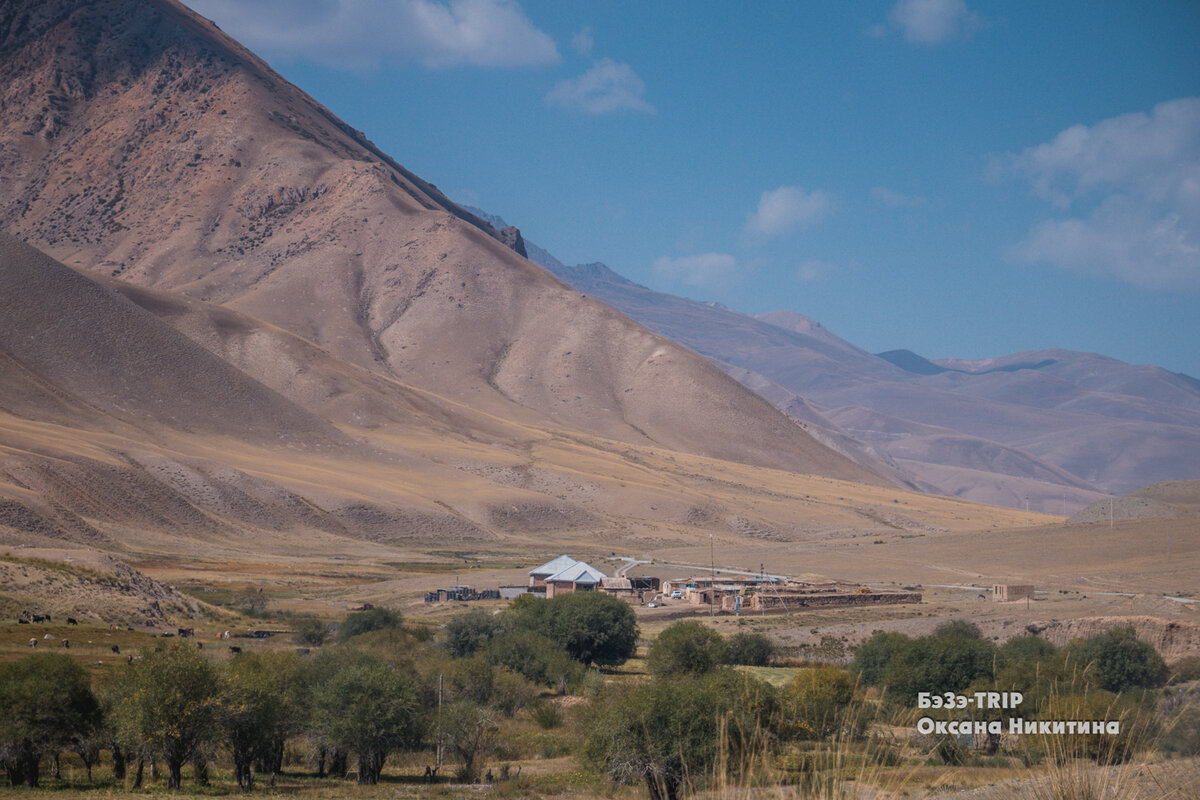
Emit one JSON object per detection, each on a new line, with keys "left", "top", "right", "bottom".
{"left": 436, "top": 673, "right": 443, "bottom": 768}
{"left": 709, "top": 534, "right": 715, "bottom": 617}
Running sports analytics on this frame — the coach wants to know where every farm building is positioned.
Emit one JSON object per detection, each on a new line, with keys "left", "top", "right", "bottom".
{"left": 544, "top": 560, "right": 607, "bottom": 598}
{"left": 528, "top": 554, "right": 580, "bottom": 588}
{"left": 992, "top": 584, "right": 1035, "bottom": 602}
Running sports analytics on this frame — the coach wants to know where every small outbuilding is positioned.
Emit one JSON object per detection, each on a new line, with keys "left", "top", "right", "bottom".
{"left": 992, "top": 584, "right": 1035, "bottom": 602}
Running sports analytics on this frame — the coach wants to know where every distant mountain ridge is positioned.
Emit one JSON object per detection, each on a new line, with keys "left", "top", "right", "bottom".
{"left": 473, "top": 209, "right": 1200, "bottom": 512}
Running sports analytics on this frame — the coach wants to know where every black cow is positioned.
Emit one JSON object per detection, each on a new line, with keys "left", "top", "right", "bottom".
{"left": 17, "top": 618, "right": 28, "bottom": 625}
{"left": 67, "top": 617, "right": 78, "bottom": 625}
{"left": 229, "top": 646, "right": 242, "bottom": 654}
{"left": 111, "top": 645, "right": 121, "bottom": 654}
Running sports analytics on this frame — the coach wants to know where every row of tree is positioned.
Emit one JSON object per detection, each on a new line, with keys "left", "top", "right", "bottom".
{"left": 0, "top": 592, "right": 640, "bottom": 790}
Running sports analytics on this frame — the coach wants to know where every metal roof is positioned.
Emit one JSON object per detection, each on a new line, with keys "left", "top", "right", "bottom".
{"left": 546, "top": 560, "right": 607, "bottom": 584}
{"left": 529, "top": 554, "right": 579, "bottom": 577}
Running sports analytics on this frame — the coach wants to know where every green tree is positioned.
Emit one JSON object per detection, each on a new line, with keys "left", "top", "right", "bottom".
{"left": 724, "top": 631, "right": 774, "bottom": 666}
{"left": 647, "top": 620, "right": 727, "bottom": 676}
{"left": 308, "top": 649, "right": 423, "bottom": 784}
{"left": 438, "top": 699, "right": 499, "bottom": 782}
{"left": 583, "top": 670, "right": 778, "bottom": 800}
{"left": 225, "top": 652, "right": 306, "bottom": 790}
{"left": 0, "top": 654, "right": 100, "bottom": 787}
{"left": 114, "top": 643, "right": 223, "bottom": 789}
{"left": 478, "top": 628, "right": 583, "bottom": 692}
{"left": 444, "top": 609, "right": 505, "bottom": 658}
{"left": 293, "top": 617, "right": 333, "bottom": 647}
{"left": 997, "top": 635, "right": 1057, "bottom": 668}
{"left": 782, "top": 666, "right": 857, "bottom": 740}
{"left": 851, "top": 631, "right": 911, "bottom": 687}
{"left": 507, "top": 591, "right": 638, "bottom": 668}
{"left": 1066, "top": 627, "right": 1169, "bottom": 692}
{"left": 932, "top": 619, "right": 983, "bottom": 639}
{"left": 882, "top": 632, "right": 996, "bottom": 703}
{"left": 337, "top": 607, "right": 404, "bottom": 643}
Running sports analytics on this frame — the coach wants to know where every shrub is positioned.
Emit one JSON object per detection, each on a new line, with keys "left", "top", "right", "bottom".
{"left": 582, "top": 670, "right": 777, "bottom": 800}
{"left": 1065, "top": 627, "right": 1168, "bottom": 693}
{"left": 782, "top": 665, "right": 857, "bottom": 740}
{"left": 997, "top": 635, "right": 1057, "bottom": 668}
{"left": 851, "top": 631, "right": 911, "bottom": 687}
{"left": 444, "top": 609, "right": 505, "bottom": 658}
{"left": 648, "top": 620, "right": 727, "bottom": 676}
{"left": 882, "top": 632, "right": 996, "bottom": 703}
{"left": 932, "top": 619, "right": 983, "bottom": 639}
{"left": 725, "top": 631, "right": 774, "bottom": 666}
{"left": 479, "top": 629, "right": 584, "bottom": 692}
{"left": 337, "top": 607, "right": 403, "bottom": 643}
{"left": 293, "top": 617, "right": 332, "bottom": 647}
{"left": 1168, "top": 654, "right": 1200, "bottom": 684}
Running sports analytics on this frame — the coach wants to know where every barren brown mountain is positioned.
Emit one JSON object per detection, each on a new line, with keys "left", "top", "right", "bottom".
{"left": 530, "top": 250, "right": 1200, "bottom": 511}
{"left": 0, "top": 0, "right": 880, "bottom": 483}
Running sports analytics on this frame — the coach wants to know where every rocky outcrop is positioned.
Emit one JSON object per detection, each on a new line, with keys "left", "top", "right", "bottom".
{"left": 498, "top": 225, "right": 527, "bottom": 258}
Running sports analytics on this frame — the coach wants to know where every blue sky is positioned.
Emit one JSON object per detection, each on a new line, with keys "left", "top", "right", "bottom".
{"left": 186, "top": 0, "right": 1200, "bottom": 377}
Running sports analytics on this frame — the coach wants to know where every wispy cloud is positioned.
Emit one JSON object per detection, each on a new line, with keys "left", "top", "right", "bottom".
{"left": 744, "top": 186, "right": 832, "bottom": 240}
{"left": 870, "top": 186, "right": 927, "bottom": 208}
{"left": 545, "top": 58, "right": 654, "bottom": 114}
{"left": 571, "top": 27, "right": 594, "bottom": 56}
{"left": 185, "top": 0, "right": 560, "bottom": 69}
{"left": 796, "top": 259, "right": 839, "bottom": 282}
{"left": 880, "top": 0, "right": 978, "bottom": 44}
{"left": 652, "top": 253, "right": 738, "bottom": 289}
{"left": 1001, "top": 97, "right": 1200, "bottom": 291}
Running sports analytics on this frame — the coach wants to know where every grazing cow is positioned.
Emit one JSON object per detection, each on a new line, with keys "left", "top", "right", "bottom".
{"left": 67, "top": 617, "right": 78, "bottom": 625}
{"left": 196, "top": 642, "right": 204, "bottom": 650}
{"left": 17, "top": 618, "right": 28, "bottom": 624}
{"left": 27, "top": 638, "right": 37, "bottom": 648}
{"left": 32, "top": 614, "right": 47, "bottom": 623}
{"left": 62, "top": 639, "right": 69, "bottom": 648}
{"left": 111, "top": 645, "right": 120, "bottom": 654}
{"left": 177, "top": 627, "right": 194, "bottom": 638}
{"left": 229, "top": 645, "right": 242, "bottom": 654}
{"left": 161, "top": 632, "right": 175, "bottom": 638}
{"left": 126, "top": 654, "right": 134, "bottom": 664}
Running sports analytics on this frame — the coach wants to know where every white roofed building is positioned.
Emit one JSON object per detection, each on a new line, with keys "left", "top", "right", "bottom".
{"left": 528, "top": 554, "right": 579, "bottom": 588}
{"left": 544, "top": 560, "right": 607, "bottom": 598}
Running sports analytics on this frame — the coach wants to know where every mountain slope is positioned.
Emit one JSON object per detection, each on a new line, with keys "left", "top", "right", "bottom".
{"left": 0, "top": 0, "right": 881, "bottom": 484}
{"left": 502, "top": 219, "right": 1199, "bottom": 509}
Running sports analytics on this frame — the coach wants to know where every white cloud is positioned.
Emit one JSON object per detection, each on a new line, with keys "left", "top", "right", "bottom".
{"left": 571, "top": 27, "right": 594, "bottom": 56}
{"left": 870, "top": 186, "right": 927, "bottom": 208}
{"left": 796, "top": 260, "right": 838, "bottom": 282}
{"left": 652, "top": 253, "right": 738, "bottom": 288}
{"left": 1004, "top": 97, "right": 1200, "bottom": 290}
{"left": 185, "top": 0, "right": 559, "bottom": 69}
{"left": 885, "top": 0, "right": 977, "bottom": 44}
{"left": 545, "top": 58, "right": 654, "bottom": 114}
{"left": 744, "top": 186, "right": 832, "bottom": 240}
